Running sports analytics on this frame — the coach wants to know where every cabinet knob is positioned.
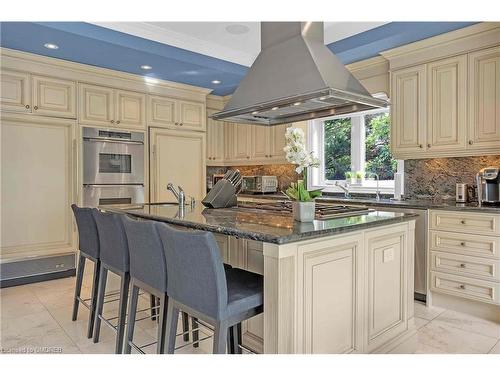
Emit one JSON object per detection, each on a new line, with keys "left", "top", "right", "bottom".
{"left": 34, "top": 105, "right": 38, "bottom": 110}
{"left": 460, "top": 242, "right": 465, "bottom": 246}
{"left": 25, "top": 104, "right": 30, "bottom": 109}
{"left": 110, "top": 120, "right": 115, "bottom": 124}
{"left": 175, "top": 122, "right": 179, "bottom": 126}
{"left": 116, "top": 120, "right": 121, "bottom": 124}
{"left": 419, "top": 144, "right": 423, "bottom": 149}
{"left": 246, "top": 156, "right": 250, "bottom": 159}
{"left": 458, "top": 284, "right": 465, "bottom": 289}
{"left": 459, "top": 263, "right": 466, "bottom": 268}
{"left": 427, "top": 144, "right": 431, "bottom": 148}
{"left": 179, "top": 123, "right": 183, "bottom": 126}
{"left": 460, "top": 220, "right": 466, "bottom": 225}
{"left": 468, "top": 140, "right": 474, "bottom": 145}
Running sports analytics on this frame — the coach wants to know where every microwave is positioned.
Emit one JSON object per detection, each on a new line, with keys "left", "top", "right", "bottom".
{"left": 241, "top": 176, "right": 278, "bottom": 194}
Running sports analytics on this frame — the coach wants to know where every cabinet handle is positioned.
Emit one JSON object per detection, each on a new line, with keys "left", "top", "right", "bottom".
{"left": 460, "top": 220, "right": 466, "bottom": 225}
{"left": 460, "top": 242, "right": 466, "bottom": 246}
{"left": 116, "top": 120, "right": 121, "bottom": 124}
{"left": 34, "top": 105, "right": 38, "bottom": 110}
{"left": 458, "top": 284, "right": 465, "bottom": 289}
{"left": 468, "top": 140, "right": 473, "bottom": 145}
{"left": 110, "top": 120, "right": 115, "bottom": 124}
{"left": 419, "top": 144, "right": 423, "bottom": 149}
{"left": 25, "top": 104, "right": 30, "bottom": 109}
{"left": 459, "top": 263, "right": 466, "bottom": 268}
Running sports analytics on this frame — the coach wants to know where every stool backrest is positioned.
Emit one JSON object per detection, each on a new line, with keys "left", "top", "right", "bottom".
{"left": 71, "top": 204, "right": 100, "bottom": 259}
{"left": 157, "top": 223, "right": 228, "bottom": 320}
{"left": 122, "top": 215, "right": 167, "bottom": 293}
{"left": 93, "top": 210, "right": 130, "bottom": 272}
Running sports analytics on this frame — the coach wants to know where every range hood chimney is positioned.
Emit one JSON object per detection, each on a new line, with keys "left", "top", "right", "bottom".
{"left": 211, "top": 22, "right": 388, "bottom": 126}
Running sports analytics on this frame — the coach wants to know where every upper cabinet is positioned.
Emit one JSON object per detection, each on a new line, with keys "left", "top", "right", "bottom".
{"left": 148, "top": 95, "right": 205, "bottom": 131}
{"left": 391, "top": 46, "right": 500, "bottom": 159}
{"left": 206, "top": 109, "right": 225, "bottom": 165}
{"left": 79, "top": 84, "right": 145, "bottom": 130}
{"left": 468, "top": 46, "right": 500, "bottom": 150}
{"left": 1, "top": 70, "right": 76, "bottom": 118}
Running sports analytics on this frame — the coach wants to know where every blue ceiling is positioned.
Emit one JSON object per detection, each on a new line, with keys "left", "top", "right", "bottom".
{"left": 0, "top": 22, "right": 477, "bottom": 96}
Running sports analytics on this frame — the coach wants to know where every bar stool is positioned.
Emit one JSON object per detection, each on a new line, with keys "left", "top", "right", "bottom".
{"left": 70, "top": 204, "right": 101, "bottom": 339}
{"left": 92, "top": 210, "right": 131, "bottom": 353}
{"left": 157, "top": 223, "right": 264, "bottom": 354}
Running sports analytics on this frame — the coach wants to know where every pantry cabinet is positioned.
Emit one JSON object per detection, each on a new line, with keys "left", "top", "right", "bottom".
{"left": 79, "top": 83, "right": 145, "bottom": 130}
{"left": 467, "top": 46, "right": 500, "bottom": 150}
{"left": 148, "top": 95, "right": 205, "bottom": 131}
{"left": 1, "top": 70, "right": 76, "bottom": 118}
{"left": 149, "top": 127, "right": 206, "bottom": 202}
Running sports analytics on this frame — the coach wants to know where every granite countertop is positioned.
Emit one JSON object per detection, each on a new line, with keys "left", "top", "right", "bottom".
{"left": 102, "top": 202, "right": 417, "bottom": 245}
{"left": 237, "top": 193, "right": 500, "bottom": 213}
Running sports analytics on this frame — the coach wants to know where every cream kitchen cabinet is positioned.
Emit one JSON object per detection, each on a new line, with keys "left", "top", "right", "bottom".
{"left": 467, "top": 46, "right": 500, "bottom": 151}
{"left": 149, "top": 127, "right": 206, "bottom": 202}
{"left": 79, "top": 83, "right": 146, "bottom": 129}
{"left": 1, "top": 70, "right": 31, "bottom": 113}
{"left": 251, "top": 125, "right": 270, "bottom": 161}
{"left": 1, "top": 70, "right": 76, "bottom": 118}
{"left": 230, "top": 123, "right": 252, "bottom": 162}
{"left": 1, "top": 113, "right": 76, "bottom": 260}
{"left": 148, "top": 95, "right": 205, "bottom": 132}
{"left": 206, "top": 109, "right": 225, "bottom": 164}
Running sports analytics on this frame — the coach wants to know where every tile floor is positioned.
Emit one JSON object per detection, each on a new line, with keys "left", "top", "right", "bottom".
{"left": 1, "top": 266, "right": 499, "bottom": 354}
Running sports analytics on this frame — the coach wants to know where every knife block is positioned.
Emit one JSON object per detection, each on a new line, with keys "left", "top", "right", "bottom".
{"left": 202, "top": 179, "right": 238, "bottom": 208}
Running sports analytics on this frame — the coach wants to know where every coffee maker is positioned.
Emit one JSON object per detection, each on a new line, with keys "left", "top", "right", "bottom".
{"left": 476, "top": 167, "right": 500, "bottom": 205}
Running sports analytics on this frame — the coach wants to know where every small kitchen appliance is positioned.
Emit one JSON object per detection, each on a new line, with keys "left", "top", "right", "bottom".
{"left": 456, "top": 183, "right": 468, "bottom": 203}
{"left": 476, "top": 166, "right": 500, "bottom": 205}
{"left": 241, "top": 176, "right": 278, "bottom": 194}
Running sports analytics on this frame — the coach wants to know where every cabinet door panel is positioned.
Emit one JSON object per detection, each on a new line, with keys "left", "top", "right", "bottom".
{"left": 148, "top": 95, "right": 176, "bottom": 127}
{"left": 468, "top": 46, "right": 500, "bottom": 150}
{"left": 116, "top": 90, "right": 145, "bottom": 129}
{"left": 232, "top": 124, "right": 252, "bottom": 161}
{"left": 427, "top": 56, "right": 466, "bottom": 151}
{"left": 391, "top": 66, "right": 426, "bottom": 155}
{"left": 251, "top": 125, "right": 270, "bottom": 160}
{"left": 206, "top": 109, "right": 225, "bottom": 164}
{"left": 270, "top": 123, "right": 290, "bottom": 161}
{"left": 0, "top": 70, "right": 31, "bottom": 113}
{"left": 178, "top": 100, "right": 205, "bottom": 131}
{"left": 1, "top": 116, "right": 76, "bottom": 257}
{"left": 150, "top": 128, "right": 206, "bottom": 202}
{"left": 32, "top": 75, "right": 76, "bottom": 118}
{"left": 79, "top": 84, "right": 114, "bottom": 126}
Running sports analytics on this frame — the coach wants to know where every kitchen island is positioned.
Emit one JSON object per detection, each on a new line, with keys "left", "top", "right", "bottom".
{"left": 104, "top": 202, "right": 417, "bottom": 354}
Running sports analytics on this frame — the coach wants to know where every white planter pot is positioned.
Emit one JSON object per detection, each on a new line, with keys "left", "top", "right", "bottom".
{"left": 292, "top": 201, "right": 316, "bottom": 222}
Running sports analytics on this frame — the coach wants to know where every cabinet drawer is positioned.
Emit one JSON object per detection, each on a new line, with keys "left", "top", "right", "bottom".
{"left": 429, "top": 230, "right": 500, "bottom": 258}
{"left": 430, "top": 271, "right": 500, "bottom": 305}
{"left": 431, "top": 251, "right": 500, "bottom": 282}
{"left": 429, "top": 210, "right": 500, "bottom": 236}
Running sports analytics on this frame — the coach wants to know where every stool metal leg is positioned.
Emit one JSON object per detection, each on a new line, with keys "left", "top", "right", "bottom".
{"left": 229, "top": 324, "right": 242, "bottom": 354}
{"left": 124, "top": 283, "right": 139, "bottom": 354}
{"left": 115, "top": 273, "right": 130, "bottom": 354}
{"left": 150, "top": 294, "right": 157, "bottom": 321}
{"left": 192, "top": 318, "right": 199, "bottom": 348}
{"left": 87, "top": 260, "right": 101, "bottom": 339}
{"left": 165, "top": 302, "right": 179, "bottom": 354}
{"left": 157, "top": 294, "right": 168, "bottom": 354}
{"left": 182, "top": 312, "right": 190, "bottom": 342}
{"left": 72, "top": 254, "right": 86, "bottom": 321}
{"left": 92, "top": 266, "right": 108, "bottom": 343}
{"left": 213, "top": 321, "right": 229, "bottom": 354}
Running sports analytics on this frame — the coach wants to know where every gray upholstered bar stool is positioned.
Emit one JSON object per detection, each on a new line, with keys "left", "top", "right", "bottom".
{"left": 157, "top": 224, "right": 264, "bottom": 354}
{"left": 70, "top": 204, "right": 101, "bottom": 339}
{"left": 122, "top": 215, "right": 195, "bottom": 354}
{"left": 92, "top": 210, "right": 131, "bottom": 353}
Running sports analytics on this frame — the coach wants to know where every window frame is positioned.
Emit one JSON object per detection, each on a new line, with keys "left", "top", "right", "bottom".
{"left": 307, "top": 107, "right": 404, "bottom": 195}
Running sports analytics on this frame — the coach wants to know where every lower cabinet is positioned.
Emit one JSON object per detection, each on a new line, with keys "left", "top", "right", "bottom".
{"left": 149, "top": 127, "right": 206, "bottom": 202}
{"left": 0, "top": 113, "right": 77, "bottom": 261}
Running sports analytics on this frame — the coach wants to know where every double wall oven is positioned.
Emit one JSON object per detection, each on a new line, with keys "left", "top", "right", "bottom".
{"left": 82, "top": 127, "right": 144, "bottom": 207}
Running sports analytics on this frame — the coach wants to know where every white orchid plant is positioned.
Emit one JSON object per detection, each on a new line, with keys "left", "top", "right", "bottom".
{"left": 283, "top": 127, "right": 322, "bottom": 202}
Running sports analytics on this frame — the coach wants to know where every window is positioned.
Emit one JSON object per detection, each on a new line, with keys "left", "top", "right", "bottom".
{"left": 308, "top": 106, "right": 403, "bottom": 195}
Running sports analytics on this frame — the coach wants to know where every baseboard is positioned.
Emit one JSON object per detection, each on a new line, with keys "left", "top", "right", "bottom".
{"left": 0, "top": 268, "right": 75, "bottom": 288}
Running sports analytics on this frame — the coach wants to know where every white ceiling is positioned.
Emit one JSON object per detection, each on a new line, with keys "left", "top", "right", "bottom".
{"left": 91, "top": 22, "right": 388, "bottom": 66}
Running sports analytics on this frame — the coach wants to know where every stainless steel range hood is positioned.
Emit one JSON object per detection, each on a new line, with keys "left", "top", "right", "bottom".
{"left": 211, "top": 22, "right": 388, "bottom": 126}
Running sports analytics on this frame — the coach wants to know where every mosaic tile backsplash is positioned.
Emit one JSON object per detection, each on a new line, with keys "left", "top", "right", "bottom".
{"left": 207, "top": 164, "right": 299, "bottom": 192}
{"left": 404, "top": 155, "right": 500, "bottom": 200}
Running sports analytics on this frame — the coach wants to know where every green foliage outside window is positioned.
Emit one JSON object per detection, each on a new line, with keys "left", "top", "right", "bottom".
{"left": 324, "top": 117, "right": 351, "bottom": 180}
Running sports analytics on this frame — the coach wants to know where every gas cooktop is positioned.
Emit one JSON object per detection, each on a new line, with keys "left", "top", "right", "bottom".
{"left": 236, "top": 201, "right": 372, "bottom": 220}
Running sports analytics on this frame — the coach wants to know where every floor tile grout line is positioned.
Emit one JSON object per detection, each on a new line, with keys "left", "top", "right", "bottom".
{"left": 487, "top": 339, "right": 499, "bottom": 354}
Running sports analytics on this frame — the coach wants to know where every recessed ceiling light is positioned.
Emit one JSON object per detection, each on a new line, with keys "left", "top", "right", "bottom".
{"left": 225, "top": 24, "right": 250, "bottom": 35}
{"left": 211, "top": 80, "right": 221, "bottom": 84}
{"left": 44, "top": 43, "right": 59, "bottom": 50}
{"left": 293, "top": 102, "right": 301, "bottom": 106}
{"left": 140, "top": 65, "right": 152, "bottom": 70}
{"left": 271, "top": 107, "right": 279, "bottom": 111}
{"left": 251, "top": 111, "right": 259, "bottom": 115}
{"left": 319, "top": 96, "right": 328, "bottom": 100}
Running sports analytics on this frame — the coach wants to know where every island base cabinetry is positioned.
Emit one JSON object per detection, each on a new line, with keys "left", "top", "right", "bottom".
{"left": 216, "top": 221, "right": 416, "bottom": 354}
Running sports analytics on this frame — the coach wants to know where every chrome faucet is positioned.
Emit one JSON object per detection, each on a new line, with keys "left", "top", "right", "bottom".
{"left": 335, "top": 181, "right": 351, "bottom": 198}
{"left": 167, "top": 183, "right": 185, "bottom": 206}
{"left": 366, "top": 172, "right": 381, "bottom": 201}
